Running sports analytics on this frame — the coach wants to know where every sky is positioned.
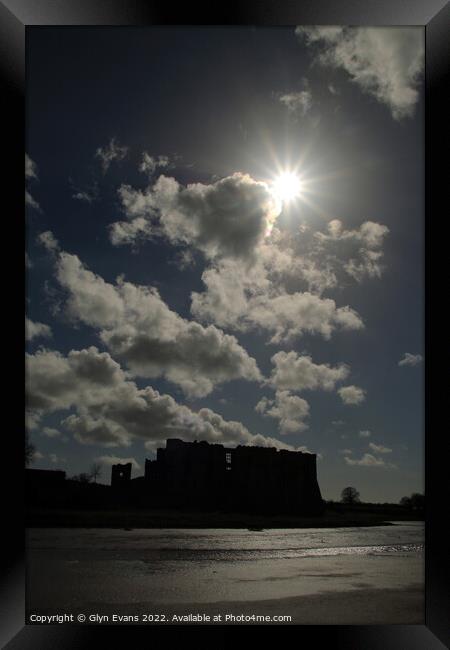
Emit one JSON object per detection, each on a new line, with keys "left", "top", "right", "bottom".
{"left": 25, "top": 26, "right": 425, "bottom": 502}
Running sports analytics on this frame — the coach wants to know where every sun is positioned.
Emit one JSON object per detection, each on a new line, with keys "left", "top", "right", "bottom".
{"left": 272, "top": 172, "right": 303, "bottom": 203}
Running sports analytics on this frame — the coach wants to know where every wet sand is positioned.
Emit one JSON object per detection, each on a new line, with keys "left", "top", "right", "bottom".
{"left": 27, "top": 526, "right": 424, "bottom": 625}
{"left": 27, "top": 586, "right": 424, "bottom": 625}
{"left": 68, "top": 587, "right": 423, "bottom": 625}
{"left": 27, "top": 554, "right": 424, "bottom": 624}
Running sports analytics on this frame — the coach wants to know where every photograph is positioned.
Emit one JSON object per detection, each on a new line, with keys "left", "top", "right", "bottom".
{"left": 23, "top": 23, "right": 428, "bottom": 627}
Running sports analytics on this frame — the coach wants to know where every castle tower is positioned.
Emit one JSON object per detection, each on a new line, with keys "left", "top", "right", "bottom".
{"left": 111, "top": 462, "right": 132, "bottom": 488}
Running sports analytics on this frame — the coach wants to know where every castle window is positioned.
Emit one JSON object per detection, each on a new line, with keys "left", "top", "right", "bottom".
{"left": 225, "top": 452, "right": 232, "bottom": 469}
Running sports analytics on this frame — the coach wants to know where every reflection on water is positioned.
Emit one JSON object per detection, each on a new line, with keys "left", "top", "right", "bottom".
{"left": 27, "top": 523, "right": 424, "bottom": 609}
{"left": 28, "top": 522, "right": 424, "bottom": 561}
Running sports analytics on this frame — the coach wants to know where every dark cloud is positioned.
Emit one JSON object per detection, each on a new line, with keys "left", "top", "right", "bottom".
{"left": 111, "top": 172, "right": 281, "bottom": 261}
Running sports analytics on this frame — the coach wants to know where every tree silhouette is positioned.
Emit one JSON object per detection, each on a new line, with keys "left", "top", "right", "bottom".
{"left": 409, "top": 493, "right": 425, "bottom": 509}
{"left": 341, "top": 486, "right": 360, "bottom": 504}
{"left": 90, "top": 462, "right": 102, "bottom": 484}
{"left": 71, "top": 472, "right": 92, "bottom": 484}
{"left": 399, "top": 493, "right": 424, "bottom": 509}
{"left": 25, "top": 431, "right": 35, "bottom": 467}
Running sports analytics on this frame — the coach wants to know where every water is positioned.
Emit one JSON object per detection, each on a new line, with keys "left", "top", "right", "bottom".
{"left": 27, "top": 523, "right": 424, "bottom": 614}
{"left": 28, "top": 521, "right": 424, "bottom": 558}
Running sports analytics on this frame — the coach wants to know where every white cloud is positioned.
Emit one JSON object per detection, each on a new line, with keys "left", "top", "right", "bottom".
{"left": 37, "top": 230, "right": 60, "bottom": 253}
{"left": 49, "top": 453, "right": 66, "bottom": 465}
{"left": 110, "top": 179, "right": 384, "bottom": 352}
{"left": 254, "top": 292, "right": 363, "bottom": 344}
{"left": 338, "top": 385, "right": 366, "bottom": 405}
{"left": 109, "top": 217, "right": 154, "bottom": 246}
{"left": 56, "top": 252, "right": 125, "bottom": 327}
{"left": 25, "top": 154, "right": 38, "bottom": 180}
{"left": 25, "top": 154, "right": 40, "bottom": 210}
{"left": 314, "top": 219, "right": 389, "bottom": 282}
{"left": 26, "top": 346, "right": 304, "bottom": 452}
{"left": 69, "top": 177, "right": 99, "bottom": 203}
{"left": 192, "top": 260, "right": 363, "bottom": 343}
{"left": 190, "top": 218, "right": 388, "bottom": 342}
{"left": 260, "top": 220, "right": 389, "bottom": 289}
{"left": 260, "top": 228, "right": 340, "bottom": 294}
{"left": 318, "top": 218, "right": 384, "bottom": 245}
{"left": 116, "top": 183, "right": 155, "bottom": 218}
{"left": 255, "top": 390, "right": 310, "bottom": 434}
{"left": 26, "top": 346, "right": 126, "bottom": 416}
{"left": 369, "top": 442, "right": 392, "bottom": 454}
{"left": 172, "top": 249, "right": 196, "bottom": 270}
{"left": 25, "top": 190, "right": 40, "bottom": 211}
{"left": 52, "top": 250, "right": 262, "bottom": 398}
{"left": 398, "top": 352, "right": 423, "bottom": 367}
{"left": 139, "top": 152, "right": 171, "bottom": 176}
{"left": 191, "top": 258, "right": 266, "bottom": 330}
{"left": 269, "top": 350, "right": 349, "bottom": 392}
{"left": 72, "top": 191, "right": 95, "bottom": 203}
{"left": 42, "top": 427, "right": 62, "bottom": 438}
{"left": 95, "top": 137, "right": 128, "bottom": 173}
{"left": 296, "top": 26, "right": 424, "bottom": 120}
{"left": 359, "top": 429, "right": 371, "bottom": 438}
{"left": 96, "top": 456, "right": 141, "bottom": 471}
{"left": 344, "top": 453, "right": 396, "bottom": 468}
{"left": 25, "top": 317, "right": 52, "bottom": 341}
{"left": 279, "top": 90, "right": 312, "bottom": 116}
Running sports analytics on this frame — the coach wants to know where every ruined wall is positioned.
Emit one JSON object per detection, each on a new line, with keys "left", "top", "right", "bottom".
{"left": 111, "top": 462, "right": 132, "bottom": 489}
{"left": 141, "top": 439, "right": 324, "bottom": 515}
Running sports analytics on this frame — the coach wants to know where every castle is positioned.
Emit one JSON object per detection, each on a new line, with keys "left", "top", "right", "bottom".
{"left": 111, "top": 438, "right": 324, "bottom": 515}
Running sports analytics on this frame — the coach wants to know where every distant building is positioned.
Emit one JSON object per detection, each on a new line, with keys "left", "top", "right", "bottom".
{"left": 111, "top": 462, "right": 132, "bottom": 489}
{"left": 112, "top": 439, "right": 324, "bottom": 515}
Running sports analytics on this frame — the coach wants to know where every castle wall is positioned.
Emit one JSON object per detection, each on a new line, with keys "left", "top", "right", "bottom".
{"left": 140, "top": 439, "right": 324, "bottom": 515}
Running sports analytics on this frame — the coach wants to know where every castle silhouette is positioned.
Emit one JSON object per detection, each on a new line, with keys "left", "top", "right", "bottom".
{"left": 111, "top": 438, "right": 324, "bottom": 515}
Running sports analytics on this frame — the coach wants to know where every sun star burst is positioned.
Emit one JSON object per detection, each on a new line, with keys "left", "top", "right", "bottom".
{"left": 272, "top": 172, "right": 303, "bottom": 203}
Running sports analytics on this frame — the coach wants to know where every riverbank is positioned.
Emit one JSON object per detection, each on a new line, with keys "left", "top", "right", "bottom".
{"left": 24, "top": 507, "right": 420, "bottom": 528}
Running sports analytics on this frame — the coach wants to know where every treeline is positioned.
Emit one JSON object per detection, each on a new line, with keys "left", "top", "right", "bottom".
{"left": 335, "top": 486, "right": 425, "bottom": 509}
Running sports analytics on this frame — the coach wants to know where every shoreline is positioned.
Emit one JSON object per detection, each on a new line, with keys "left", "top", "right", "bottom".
{"left": 26, "top": 508, "right": 423, "bottom": 529}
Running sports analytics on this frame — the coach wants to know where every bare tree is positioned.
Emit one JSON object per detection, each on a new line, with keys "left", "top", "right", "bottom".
{"left": 341, "top": 486, "right": 361, "bottom": 505}
{"left": 90, "top": 462, "right": 102, "bottom": 484}
{"left": 71, "top": 472, "right": 92, "bottom": 484}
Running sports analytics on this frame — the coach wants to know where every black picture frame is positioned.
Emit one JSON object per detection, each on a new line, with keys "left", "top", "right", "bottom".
{"left": 2, "top": 1, "right": 448, "bottom": 647}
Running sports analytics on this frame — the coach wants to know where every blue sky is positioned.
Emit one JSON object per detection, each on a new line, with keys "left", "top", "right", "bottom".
{"left": 26, "top": 26, "right": 424, "bottom": 502}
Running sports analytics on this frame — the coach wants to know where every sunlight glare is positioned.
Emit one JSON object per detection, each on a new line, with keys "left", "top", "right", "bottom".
{"left": 272, "top": 172, "right": 303, "bottom": 203}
